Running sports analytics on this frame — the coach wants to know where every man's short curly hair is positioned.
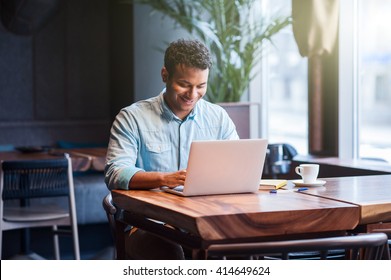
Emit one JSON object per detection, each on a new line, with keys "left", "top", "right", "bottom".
{"left": 164, "top": 39, "right": 212, "bottom": 77}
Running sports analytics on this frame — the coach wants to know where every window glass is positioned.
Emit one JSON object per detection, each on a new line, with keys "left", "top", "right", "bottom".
{"left": 264, "top": 0, "right": 308, "bottom": 154}
{"left": 358, "top": 0, "right": 391, "bottom": 162}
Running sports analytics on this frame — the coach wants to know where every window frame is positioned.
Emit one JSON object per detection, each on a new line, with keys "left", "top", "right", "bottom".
{"left": 339, "top": 0, "right": 359, "bottom": 160}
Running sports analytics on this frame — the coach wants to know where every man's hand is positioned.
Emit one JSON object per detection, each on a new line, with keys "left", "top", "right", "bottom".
{"left": 163, "top": 169, "right": 187, "bottom": 188}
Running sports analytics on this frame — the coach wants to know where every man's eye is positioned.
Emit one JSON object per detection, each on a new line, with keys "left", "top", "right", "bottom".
{"left": 177, "top": 82, "right": 188, "bottom": 87}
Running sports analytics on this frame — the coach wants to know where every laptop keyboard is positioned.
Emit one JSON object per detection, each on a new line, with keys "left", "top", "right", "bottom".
{"left": 173, "top": 185, "right": 184, "bottom": 192}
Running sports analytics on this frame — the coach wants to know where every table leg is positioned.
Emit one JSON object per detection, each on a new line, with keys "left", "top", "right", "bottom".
{"left": 192, "top": 249, "right": 208, "bottom": 260}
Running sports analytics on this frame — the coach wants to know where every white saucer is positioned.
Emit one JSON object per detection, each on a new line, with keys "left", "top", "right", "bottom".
{"left": 291, "top": 179, "right": 326, "bottom": 187}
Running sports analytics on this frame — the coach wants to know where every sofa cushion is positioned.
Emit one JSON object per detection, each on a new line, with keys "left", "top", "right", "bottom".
{"left": 73, "top": 173, "right": 109, "bottom": 225}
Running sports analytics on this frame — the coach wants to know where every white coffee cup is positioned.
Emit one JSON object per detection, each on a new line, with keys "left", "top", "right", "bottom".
{"left": 295, "top": 164, "right": 319, "bottom": 183}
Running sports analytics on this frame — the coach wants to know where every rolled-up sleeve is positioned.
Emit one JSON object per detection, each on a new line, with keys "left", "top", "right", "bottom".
{"left": 104, "top": 109, "right": 144, "bottom": 190}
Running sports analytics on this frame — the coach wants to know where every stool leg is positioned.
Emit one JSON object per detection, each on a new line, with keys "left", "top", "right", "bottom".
{"left": 20, "top": 228, "right": 31, "bottom": 254}
{"left": 53, "top": 225, "right": 60, "bottom": 260}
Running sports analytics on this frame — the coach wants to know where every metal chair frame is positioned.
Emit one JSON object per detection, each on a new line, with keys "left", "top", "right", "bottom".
{"left": 0, "top": 154, "right": 80, "bottom": 260}
{"left": 102, "top": 192, "right": 118, "bottom": 259}
{"left": 208, "top": 232, "right": 389, "bottom": 260}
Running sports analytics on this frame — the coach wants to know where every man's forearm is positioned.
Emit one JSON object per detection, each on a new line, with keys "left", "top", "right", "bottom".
{"left": 128, "top": 170, "right": 187, "bottom": 190}
{"left": 128, "top": 171, "right": 165, "bottom": 190}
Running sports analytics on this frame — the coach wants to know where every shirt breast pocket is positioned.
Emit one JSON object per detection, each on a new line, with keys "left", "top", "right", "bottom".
{"left": 144, "top": 143, "right": 173, "bottom": 171}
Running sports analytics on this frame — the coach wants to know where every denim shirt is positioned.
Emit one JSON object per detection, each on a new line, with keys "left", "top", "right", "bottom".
{"left": 104, "top": 90, "right": 239, "bottom": 190}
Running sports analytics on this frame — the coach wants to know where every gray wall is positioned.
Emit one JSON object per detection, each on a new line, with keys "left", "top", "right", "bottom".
{"left": 133, "top": 4, "right": 190, "bottom": 101}
{"left": 0, "top": 0, "right": 133, "bottom": 147}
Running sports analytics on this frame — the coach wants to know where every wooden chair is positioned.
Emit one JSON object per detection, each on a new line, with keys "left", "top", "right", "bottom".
{"left": 0, "top": 154, "right": 80, "bottom": 260}
{"left": 207, "top": 232, "right": 389, "bottom": 260}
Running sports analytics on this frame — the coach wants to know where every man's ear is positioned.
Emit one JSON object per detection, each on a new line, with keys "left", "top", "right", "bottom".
{"left": 161, "top": 67, "right": 169, "bottom": 83}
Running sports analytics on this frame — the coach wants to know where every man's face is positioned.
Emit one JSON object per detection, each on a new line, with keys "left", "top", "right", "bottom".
{"left": 162, "top": 64, "right": 209, "bottom": 120}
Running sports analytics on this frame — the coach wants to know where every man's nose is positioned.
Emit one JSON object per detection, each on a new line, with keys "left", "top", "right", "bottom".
{"left": 189, "top": 86, "right": 198, "bottom": 97}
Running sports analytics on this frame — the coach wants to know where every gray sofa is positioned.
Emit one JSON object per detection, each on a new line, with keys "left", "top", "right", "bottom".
{"left": 72, "top": 173, "right": 109, "bottom": 225}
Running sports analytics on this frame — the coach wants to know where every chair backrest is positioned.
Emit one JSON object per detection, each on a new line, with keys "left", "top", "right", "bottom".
{"left": 102, "top": 193, "right": 119, "bottom": 259}
{"left": 208, "top": 233, "right": 389, "bottom": 260}
{"left": 1, "top": 157, "right": 70, "bottom": 201}
{"left": 263, "top": 143, "right": 297, "bottom": 178}
{"left": 102, "top": 193, "right": 117, "bottom": 243}
{"left": 0, "top": 154, "right": 80, "bottom": 260}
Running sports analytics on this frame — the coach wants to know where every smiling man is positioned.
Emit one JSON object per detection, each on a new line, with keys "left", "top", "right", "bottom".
{"left": 104, "top": 39, "right": 239, "bottom": 259}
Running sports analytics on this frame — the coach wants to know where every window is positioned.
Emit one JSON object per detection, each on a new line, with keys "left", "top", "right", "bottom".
{"left": 340, "top": 0, "right": 391, "bottom": 163}
{"left": 256, "top": 0, "right": 391, "bottom": 162}
{"left": 252, "top": 0, "right": 308, "bottom": 155}
{"left": 358, "top": 0, "right": 391, "bottom": 162}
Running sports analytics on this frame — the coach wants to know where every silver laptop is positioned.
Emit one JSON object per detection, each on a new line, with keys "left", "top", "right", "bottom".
{"left": 161, "top": 138, "right": 268, "bottom": 196}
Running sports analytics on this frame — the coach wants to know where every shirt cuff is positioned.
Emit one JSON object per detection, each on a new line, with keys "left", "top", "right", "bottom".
{"left": 116, "top": 167, "right": 144, "bottom": 190}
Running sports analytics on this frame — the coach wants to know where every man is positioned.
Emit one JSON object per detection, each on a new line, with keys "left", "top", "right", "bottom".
{"left": 105, "top": 39, "right": 239, "bottom": 259}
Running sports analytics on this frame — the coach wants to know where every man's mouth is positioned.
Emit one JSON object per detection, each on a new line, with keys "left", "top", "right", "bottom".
{"left": 180, "top": 96, "right": 194, "bottom": 105}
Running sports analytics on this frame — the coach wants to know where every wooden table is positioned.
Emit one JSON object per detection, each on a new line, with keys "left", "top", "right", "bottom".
{"left": 0, "top": 147, "right": 106, "bottom": 172}
{"left": 54, "top": 147, "right": 106, "bottom": 171}
{"left": 294, "top": 155, "right": 391, "bottom": 174}
{"left": 298, "top": 175, "right": 391, "bottom": 232}
{"left": 112, "top": 187, "right": 360, "bottom": 259}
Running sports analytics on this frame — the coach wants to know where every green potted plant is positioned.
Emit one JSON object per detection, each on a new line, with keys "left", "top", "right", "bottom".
{"left": 127, "top": 0, "right": 291, "bottom": 104}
